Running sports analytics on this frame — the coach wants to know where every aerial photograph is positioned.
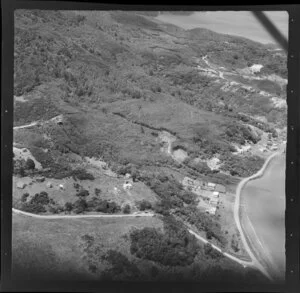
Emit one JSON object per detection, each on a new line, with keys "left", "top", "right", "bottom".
{"left": 12, "top": 10, "right": 287, "bottom": 283}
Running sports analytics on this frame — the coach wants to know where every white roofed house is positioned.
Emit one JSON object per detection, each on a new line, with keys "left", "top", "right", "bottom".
{"left": 212, "top": 191, "right": 219, "bottom": 198}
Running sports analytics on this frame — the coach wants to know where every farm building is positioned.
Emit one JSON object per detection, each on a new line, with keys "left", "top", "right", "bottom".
{"left": 215, "top": 184, "right": 226, "bottom": 193}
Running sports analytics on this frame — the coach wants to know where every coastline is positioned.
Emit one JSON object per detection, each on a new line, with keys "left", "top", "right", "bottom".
{"left": 234, "top": 151, "right": 281, "bottom": 281}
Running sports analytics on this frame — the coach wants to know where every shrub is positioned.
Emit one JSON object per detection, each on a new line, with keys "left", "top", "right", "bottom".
{"left": 30, "top": 191, "right": 50, "bottom": 205}
{"left": 64, "top": 202, "right": 73, "bottom": 212}
{"left": 138, "top": 200, "right": 152, "bottom": 211}
{"left": 204, "top": 243, "right": 223, "bottom": 259}
{"left": 76, "top": 189, "right": 89, "bottom": 197}
{"left": 122, "top": 204, "right": 131, "bottom": 214}
{"left": 25, "top": 158, "right": 35, "bottom": 170}
{"left": 72, "top": 169, "right": 95, "bottom": 181}
{"left": 73, "top": 198, "right": 87, "bottom": 214}
{"left": 21, "top": 193, "right": 30, "bottom": 202}
{"left": 129, "top": 217, "right": 199, "bottom": 266}
{"left": 21, "top": 202, "right": 46, "bottom": 214}
{"left": 94, "top": 188, "right": 101, "bottom": 196}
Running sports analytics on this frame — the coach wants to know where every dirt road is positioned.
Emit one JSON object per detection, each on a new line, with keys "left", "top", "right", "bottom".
{"left": 12, "top": 208, "right": 154, "bottom": 219}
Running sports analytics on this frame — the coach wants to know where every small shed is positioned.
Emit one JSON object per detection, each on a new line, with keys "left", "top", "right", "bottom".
{"left": 17, "top": 181, "right": 27, "bottom": 189}
{"left": 59, "top": 184, "right": 65, "bottom": 190}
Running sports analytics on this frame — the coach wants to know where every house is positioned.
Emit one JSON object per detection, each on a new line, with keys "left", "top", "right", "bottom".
{"left": 215, "top": 184, "right": 226, "bottom": 193}
{"left": 203, "top": 182, "right": 216, "bottom": 191}
{"left": 59, "top": 184, "right": 64, "bottom": 190}
{"left": 212, "top": 191, "right": 219, "bottom": 198}
{"left": 17, "top": 181, "right": 27, "bottom": 189}
{"left": 123, "top": 180, "right": 133, "bottom": 190}
{"left": 205, "top": 206, "right": 217, "bottom": 215}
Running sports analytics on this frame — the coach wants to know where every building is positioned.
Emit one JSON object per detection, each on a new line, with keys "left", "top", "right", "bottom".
{"left": 215, "top": 184, "right": 226, "bottom": 193}
{"left": 123, "top": 180, "right": 133, "bottom": 190}
{"left": 205, "top": 206, "right": 217, "bottom": 215}
{"left": 17, "top": 181, "right": 26, "bottom": 189}
{"left": 59, "top": 184, "right": 64, "bottom": 190}
{"left": 212, "top": 191, "right": 219, "bottom": 198}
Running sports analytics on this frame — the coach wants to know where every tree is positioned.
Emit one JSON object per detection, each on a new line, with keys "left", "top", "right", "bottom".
{"left": 25, "top": 158, "right": 35, "bottom": 170}
{"left": 65, "top": 202, "right": 73, "bottom": 212}
{"left": 73, "top": 198, "right": 87, "bottom": 214}
{"left": 21, "top": 193, "right": 30, "bottom": 202}
{"left": 139, "top": 200, "right": 152, "bottom": 211}
{"left": 122, "top": 204, "right": 131, "bottom": 214}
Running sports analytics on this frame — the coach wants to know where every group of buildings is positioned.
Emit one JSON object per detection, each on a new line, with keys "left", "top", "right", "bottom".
{"left": 182, "top": 177, "right": 226, "bottom": 215}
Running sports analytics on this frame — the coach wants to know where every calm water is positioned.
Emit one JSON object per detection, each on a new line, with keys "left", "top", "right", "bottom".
{"left": 243, "top": 154, "right": 285, "bottom": 280}
{"left": 156, "top": 11, "right": 288, "bottom": 45}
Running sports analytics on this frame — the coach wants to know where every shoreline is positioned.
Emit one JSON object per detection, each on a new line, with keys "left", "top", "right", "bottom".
{"left": 234, "top": 150, "right": 281, "bottom": 281}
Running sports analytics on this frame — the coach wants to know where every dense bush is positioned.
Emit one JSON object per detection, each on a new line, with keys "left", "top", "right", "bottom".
{"left": 21, "top": 202, "right": 46, "bottom": 213}
{"left": 174, "top": 206, "right": 227, "bottom": 248}
{"left": 30, "top": 191, "right": 50, "bottom": 205}
{"left": 86, "top": 197, "right": 121, "bottom": 214}
{"left": 203, "top": 243, "right": 224, "bottom": 260}
{"left": 73, "top": 198, "right": 88, "bottom": 214}
{"left": 138, "top": 200, "right": 152, "bottom": 211}
{"left": 122, "top": 204, "right": 131, "bottom": 214}
{"left": 101, "top": 250, "right": 142, "bottom": 281}
{"left": 21, "top": 192, "right": 30, "bottom": 202}
{"left": 130, "top": 216, "right": 199, "bottom": 266}
{"left": 220, "top": 154, "right": 264, "bottom": 177}
{"left": 25, "top": 158, "right": 35, "bottom": 170}
{"left": 71, "top": 168, "right": 95, "bottom": 181}
{"left": 64, "top": 202, "right": 73, "bottom": 212}
{"left": 76, "top": 189, "right": 89, "bottom": 197}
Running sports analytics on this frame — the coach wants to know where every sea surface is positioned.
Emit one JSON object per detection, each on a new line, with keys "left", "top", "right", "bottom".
{"left": 156, "top": 11, "right": 288, "bottom": 45}
{"left": 243, "top": 154, "right": 285, "bottom": 280}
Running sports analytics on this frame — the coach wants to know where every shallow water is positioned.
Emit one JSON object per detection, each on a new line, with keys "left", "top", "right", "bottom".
{"left": 243, "top": 154, "right": 285, "bottom": 279}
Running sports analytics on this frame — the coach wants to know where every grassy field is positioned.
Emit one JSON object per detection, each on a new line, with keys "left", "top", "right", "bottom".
{"left": 12, "top": 213, "right": 164, "bottom": 280}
